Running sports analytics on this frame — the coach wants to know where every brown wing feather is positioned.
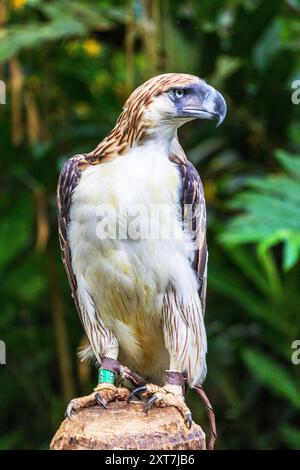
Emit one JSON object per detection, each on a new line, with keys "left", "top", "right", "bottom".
{"left": 57, "top": 154, "right": 88, "bottom": 320}
{"left": 57, "top": 154, "right": 119, "bottom": 362}
{"left": 177, "top": 161, "right": 208, "bottom": 315}
{"left": 162, "top": 156, "right": 208, "bottom": 384}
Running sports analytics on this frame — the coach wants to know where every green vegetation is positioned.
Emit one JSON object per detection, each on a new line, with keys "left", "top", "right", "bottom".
{"left": 0, "top": 0, "right": 300, "bottom": 449}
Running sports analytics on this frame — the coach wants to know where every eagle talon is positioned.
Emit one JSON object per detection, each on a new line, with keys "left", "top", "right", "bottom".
{"left": 64, "top": 385, "right": 130, "bottom": 418}
{"left": 135, "top": 383, "right": 193, "bottom": 429}
{"left": 146, "top": 394, "right": 158, "bottom": 413}
{"left": 185, "top": 412, "right": 193, "bottom": 429}
{"left": 95, "top": 392, "right": 108, "bottom": 409}
{"left": 65, "top": 400, "right": 75, "bottom": 420}
{"left": 128, "top": 385, "right": 147, "bottom": 401}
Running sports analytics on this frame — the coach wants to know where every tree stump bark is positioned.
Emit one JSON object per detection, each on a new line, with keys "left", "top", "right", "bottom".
{"left": 50, "top": 401, "right": 206, "bottom": 450}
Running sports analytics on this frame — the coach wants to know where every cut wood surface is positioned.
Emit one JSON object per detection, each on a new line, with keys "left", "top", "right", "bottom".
{"left": 50, "top": 401, "right": 206, "bottom": 450}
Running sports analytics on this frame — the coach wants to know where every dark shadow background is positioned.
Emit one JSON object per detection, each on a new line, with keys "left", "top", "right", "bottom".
{"left": 0, "top": 0, "right": 300, "bottom": 449}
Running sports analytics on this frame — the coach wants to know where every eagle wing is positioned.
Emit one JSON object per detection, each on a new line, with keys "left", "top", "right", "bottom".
{"left": 162, "top": 156, "right": 208, "bottom": 385}
{"left": 178, "top": 160, "right": 208, "bottom": 315}
{"left": 57, "top": 154, "right": 87, "bottom": 322}
{"left": 57, "top": 154, "right": 119, "bottom": 363}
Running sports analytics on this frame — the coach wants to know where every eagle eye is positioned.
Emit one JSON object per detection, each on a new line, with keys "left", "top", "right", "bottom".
{"left": 174, "top": 88, "right": 185, "bottom": 99}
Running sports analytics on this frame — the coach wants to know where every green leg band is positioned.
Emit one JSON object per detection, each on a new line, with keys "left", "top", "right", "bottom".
{"left": 98, "top": 368, "right": 116, "bottom": 384}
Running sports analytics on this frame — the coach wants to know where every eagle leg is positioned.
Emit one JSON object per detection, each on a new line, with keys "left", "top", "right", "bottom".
{"left": 129, "top": 383, "right": 193, "bottom": 429}
{"left": 65, "top": 383, "right": 130, "bottom": 419}
{"left": 64, "top": 356, "right": 148, "bottom": 419}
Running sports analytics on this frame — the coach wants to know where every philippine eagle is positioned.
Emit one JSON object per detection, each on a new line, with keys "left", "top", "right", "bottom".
{"left": 57, "top": 73, "right": 226, "bottom": 445}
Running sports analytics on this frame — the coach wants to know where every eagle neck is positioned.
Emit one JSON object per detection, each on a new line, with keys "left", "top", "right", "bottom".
{"left": 90, "top": 115, "right": 180, "bottom": 163}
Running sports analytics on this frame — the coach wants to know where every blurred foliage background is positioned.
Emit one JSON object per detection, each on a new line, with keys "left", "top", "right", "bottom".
{"left": 0, "top": 0, "right": 300, "bottom": 450}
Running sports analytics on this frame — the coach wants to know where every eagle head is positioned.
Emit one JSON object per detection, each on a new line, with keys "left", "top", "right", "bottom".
{"left": 93, "top": 73, "right": 227, "bottom": 159}
{"left": 124, "top": 73, "right": 227, "bottom": 133}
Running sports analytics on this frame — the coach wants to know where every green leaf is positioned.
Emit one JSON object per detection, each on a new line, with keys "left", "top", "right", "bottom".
{"left": 257, "top": 242, "right": 282, "bottom": 299}
{"left": 220, "top": 150, "right": 300, "bottom": 271}
{"left": 243, "top": 349, "right": 300, "bottom": 410}
{"left": 247, "top": 176, "right": 300, "bottom": 204}
{"left": 0, "top": 0, "right": 122, "bottom": 63}
{"left": 283, "top": 234, "right": 300, "bottom": 271}
{"left": 0, "top": 20, "right": 87, "bottom": 63}
{"left": 209, "top": 266, "right": 282, "bottom": 328}
{"left": 281, "top": 425, "right": 300, "bottom": 449}
{"left": 275, "top": 149, "right": 300, "bottom": 179}
{"left": 222, "top": 245, "right": 270, "bottom": 295}
{"left": 0, "top": 195, "right": 34, "bottom": 268}
{"left": 211, "top": 55, "right": 242, "bottom": 87}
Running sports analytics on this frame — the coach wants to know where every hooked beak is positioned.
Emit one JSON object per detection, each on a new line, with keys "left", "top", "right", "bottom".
{"left": 182, "top": 83, "right": 227, "bottom": 127}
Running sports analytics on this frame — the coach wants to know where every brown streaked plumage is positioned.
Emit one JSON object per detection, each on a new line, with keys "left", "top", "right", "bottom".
{"left": 87, "top": 74, "right": 201, "bottom": 162}
{"left": 57, "top": 74, "right": 207, "bottom": 326}
{"left": 57, "top": 73, "right": 227, "bottom": 441}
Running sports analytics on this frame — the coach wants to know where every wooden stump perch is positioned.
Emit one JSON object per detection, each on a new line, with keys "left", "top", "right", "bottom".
{"left": 50, "top": 401, "right": 206, "bottom": 450}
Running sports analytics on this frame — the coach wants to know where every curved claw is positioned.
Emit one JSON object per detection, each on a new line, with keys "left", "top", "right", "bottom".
{"left": 65, "top": 400, "right": 75, "bottom": 420}
{"left": 146, "top": 394, "right": 158, "bottom": 413}
{"left": 95, "top": 392, "right": 108, "bottom": 409}
{"left": 185, "top": 412, "right": 193, "bottom": 429}
{"left": 128, "top": 385, "right": 147, "bottom": 401}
